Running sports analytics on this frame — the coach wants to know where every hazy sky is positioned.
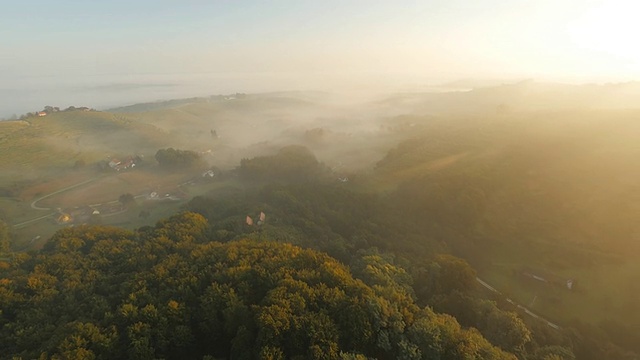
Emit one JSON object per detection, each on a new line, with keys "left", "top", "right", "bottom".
{"left": 1, "top": 0, "right": 639, "bottom": 114}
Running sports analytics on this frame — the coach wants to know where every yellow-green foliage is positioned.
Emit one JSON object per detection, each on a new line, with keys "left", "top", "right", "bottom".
{"left": 0, "top": 212, "right": 515, "bottom": 360}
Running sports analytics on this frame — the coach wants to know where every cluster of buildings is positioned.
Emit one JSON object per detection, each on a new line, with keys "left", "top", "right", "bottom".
{"left": 30, "top": 106, "right": 92, "bottom": 119}
{"left": 107, "top": 155, "right": 142, "bottom": 172}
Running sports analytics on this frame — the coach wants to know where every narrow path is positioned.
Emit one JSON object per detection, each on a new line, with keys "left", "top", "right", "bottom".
{"left": 18, "top": 174, "right": 194, "bottom": 229}
{"left": 13, "top": 213, "right": 56, "bottom": 228}
{"left": 30, "top": 176, "right": 104, "bottom": 210}
{"left": 88, "top": 194, "right": 147, "bottom": 207}
{"left": 476, "top": 277, "right": 561, "bottom": 330}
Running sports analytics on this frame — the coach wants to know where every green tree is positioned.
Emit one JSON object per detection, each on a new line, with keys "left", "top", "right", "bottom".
{"left": 481, "top": 304, "right": 531, "bottom": 355}
{"left": 239, "top": 145, "right": 329, "bottom": 183}
{"left": 413, "top": 254, "right": 477, "bottom": 305}
{"left": 155, "top": 148, "right": 204, "bottom": 169}
{"left": 119, "top": 193, "right": 136, "bottom": 208}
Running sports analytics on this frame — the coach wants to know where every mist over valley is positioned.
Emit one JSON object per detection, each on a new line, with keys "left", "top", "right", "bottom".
{"left": 3, "top": 1, "right": 640, "bottom": 359}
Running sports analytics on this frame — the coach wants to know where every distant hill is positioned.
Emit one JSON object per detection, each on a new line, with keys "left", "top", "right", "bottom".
{"left": 0, "top": 93, "right": 325, "bottom": 169}
{"left": 0, "top": 110, "right": 169, "bottom": 173}
{"left": 375, "top": 80, "right": 640, "bottom": 115}
{"left": 107, "top": 97, "right": 206, "bottom": 113}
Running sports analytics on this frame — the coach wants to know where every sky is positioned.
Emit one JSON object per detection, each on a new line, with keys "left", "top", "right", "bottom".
{"left": 1, "top": 0, "right": 639, "bottom": 115}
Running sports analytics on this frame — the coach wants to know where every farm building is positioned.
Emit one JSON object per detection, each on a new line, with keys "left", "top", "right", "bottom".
{"left": 107, "top": 155, "right": 141, "bottom": 172}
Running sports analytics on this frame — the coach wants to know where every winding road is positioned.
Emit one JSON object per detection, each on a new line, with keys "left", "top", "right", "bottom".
{"left": 12, "top": 213, "right": 57, "bottom": 228}
{"left": 476, "top": 277, "right": 561, "bottom": 330}
{"left": 16, "top": 171, "right": 192, "bottom": 229}
{"left": 30, "top": 176, "right": 104, "bottom": 210}
{"left": 11, "top": 176, "right": 106, "bottom": 229}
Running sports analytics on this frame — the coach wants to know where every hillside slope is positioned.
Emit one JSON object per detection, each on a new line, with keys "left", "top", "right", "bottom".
{"left": 0, "top": 213, "right": 515, "bottom": 360}
{"left": 373, "top": 110, "right": 640, "bottom": 341}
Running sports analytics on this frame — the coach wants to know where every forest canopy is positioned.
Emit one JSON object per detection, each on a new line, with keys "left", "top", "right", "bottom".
{"left": 0, "top": 213, "right": 515, "bottom": 360}
{"left": 239, "top": 145, "right": 329, "bottom": 183}
{"left": 155, "top": 148, "right": 204, "bottom": 169}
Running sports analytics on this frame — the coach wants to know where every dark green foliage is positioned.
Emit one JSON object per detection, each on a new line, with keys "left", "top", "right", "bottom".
{"left": 118, "top": 193, "right": 136, "bottom": 207}
{"left": 428, "top": 254, "right": 477, "bottom": 296}
{"left": 182, "top": 182, "right": 604, "bottom": 359}
{"left": 186, "top": 182, "right": 445, "bottom": 265}
{"left": 239, "top": 145, "right": 330, "bottom": 183}
{"left": 155, "top": 147, "right": 204, "bottom": 169}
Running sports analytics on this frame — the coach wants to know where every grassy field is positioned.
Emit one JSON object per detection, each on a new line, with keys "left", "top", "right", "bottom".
{"left": 0, "top": 110, "right": 174, "bottom": 176}
{"left": 5, "top": 165, "right": 243, "bottom": 250}
{"left": 478, "top": 238, "right": 637, "bottom": 326}
{"left": 35, "top": 170, "right": 192, "bottom": 208}
{"left": 0, "top": 105, "right": 225, "bottom": 241}
{"left": 0, "top": 120, "right": 30, "bottom": 141}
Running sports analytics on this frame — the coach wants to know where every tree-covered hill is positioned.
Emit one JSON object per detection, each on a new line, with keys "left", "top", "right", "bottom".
{"left": 375, "top": 110, "right": 640, "bottom": 255}
{"left": 0, "top": 213, "right": 515, "bottom": 360}
{"left": 182, "top": 152, "right": 634, "bottom": 360}
{"left": 2, "top": 139, "right": 633, "bottom": 359}
{"left": 4, "top": 93, "right": 640, "bottom": 359}
{"left": 370, "top": 111, "right": 640, "bottom": 358}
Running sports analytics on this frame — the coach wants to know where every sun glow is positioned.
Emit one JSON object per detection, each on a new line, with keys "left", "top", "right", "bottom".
{"left": 568, "top": 1, "right": 640, "bottom": 64}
